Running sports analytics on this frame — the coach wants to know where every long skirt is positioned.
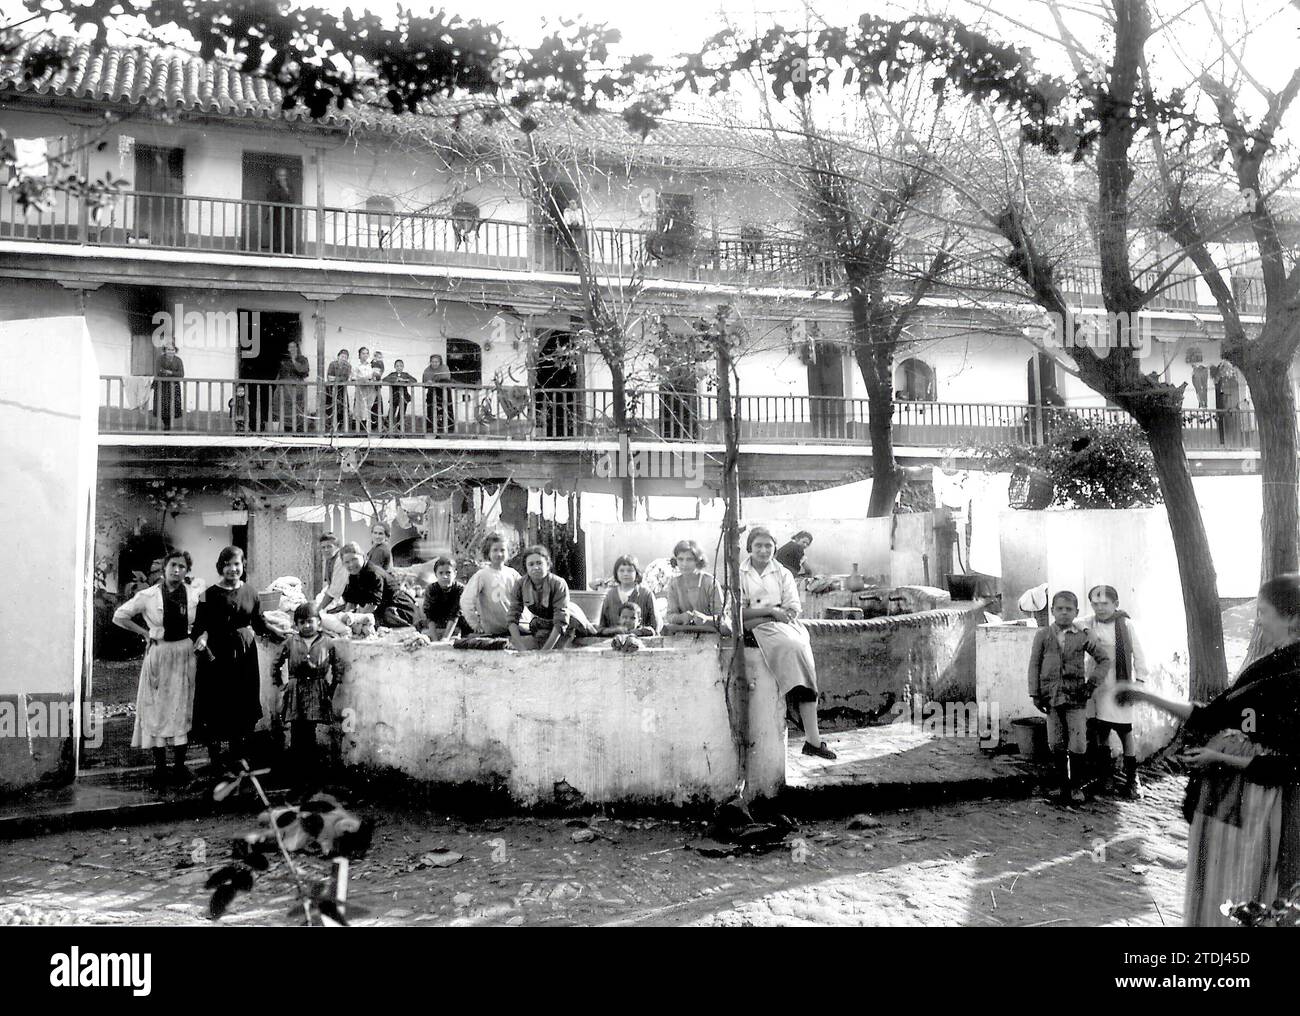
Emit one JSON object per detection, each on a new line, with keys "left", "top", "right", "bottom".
{"left": 131, "top": 639, "right": 197, "bottom": 749}
{"left": 751, "top": 619, "right": 819, "bottom": 698}
{"left": 193, "top": 627, "right": 264, "bottom": 744}
{"left": 1183, "top": 730, "right": 1300, "bottom": 926}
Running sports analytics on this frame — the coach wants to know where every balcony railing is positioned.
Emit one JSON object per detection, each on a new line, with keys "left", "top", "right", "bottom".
{"left": 98, "top": 375, "right": 1264, "bottom": 451}
{"left": 0, "top": 188, "right": 1266, "bottom": 312}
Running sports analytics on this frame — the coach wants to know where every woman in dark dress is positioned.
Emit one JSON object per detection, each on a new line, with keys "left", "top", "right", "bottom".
{"left": 1115, "top": 574, "right": 1300, "bottom": 926}
{"left": 153, "top": 344, "right": 185, "bottom": 431}
{"left": 191, "top": 546, "right": 286, "bottom": 772}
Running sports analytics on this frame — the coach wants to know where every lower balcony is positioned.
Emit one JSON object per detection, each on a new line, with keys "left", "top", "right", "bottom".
{"left": 97, "top": 376, "right": 1263, "bottom": 453}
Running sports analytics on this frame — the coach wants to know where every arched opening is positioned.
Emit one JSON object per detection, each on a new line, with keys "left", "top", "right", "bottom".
{"left": 894, "top": 358, "right": 936, "bottom": 401}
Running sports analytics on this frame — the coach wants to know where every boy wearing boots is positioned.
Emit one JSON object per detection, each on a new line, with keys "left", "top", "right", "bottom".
{"left": 1028, "top": 591, "right": 1111, "bottom": 805}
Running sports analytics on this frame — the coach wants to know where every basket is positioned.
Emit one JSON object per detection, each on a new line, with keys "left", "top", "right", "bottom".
{"left": 1008, "top": 464, "right": 1054, "bottom": 510}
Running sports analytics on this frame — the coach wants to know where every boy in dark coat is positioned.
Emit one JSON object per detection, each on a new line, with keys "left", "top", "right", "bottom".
{"left": 1028, "top": 590, "right": 1112, "bottom": 804}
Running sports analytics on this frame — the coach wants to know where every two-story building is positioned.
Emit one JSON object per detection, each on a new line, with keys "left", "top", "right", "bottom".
{"left": 0, "top": 37, "right": 1284, "bottom": 591}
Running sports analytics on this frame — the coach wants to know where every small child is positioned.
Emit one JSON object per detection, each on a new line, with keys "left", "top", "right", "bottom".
{"left": 1027, "top": 590, "right": 1111, "bottom": 805}
{"left": 272, "top": 602, "right": 341, "bottom": 792}
{"left": 229, "top": 384, "right": 248, "bottom": 432}
{"left": 612, "top": 601, "right": 655, "bottom": 638}
{"left": 422, "top": 556, "right": 471, "bottom": 642}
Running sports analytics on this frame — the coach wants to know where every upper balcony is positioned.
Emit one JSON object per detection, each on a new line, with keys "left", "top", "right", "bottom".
{"left": 0, "top": 188, "right": 1267, "bottom": 315}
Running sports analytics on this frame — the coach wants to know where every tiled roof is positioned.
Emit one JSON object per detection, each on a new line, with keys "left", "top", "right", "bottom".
{"left": 0, "top": 36, "right": 772, "bottom": 171}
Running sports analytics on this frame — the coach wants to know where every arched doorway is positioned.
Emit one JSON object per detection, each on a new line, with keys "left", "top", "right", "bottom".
{"left": 895, "top": 358, "right": 937, "bottom": 401}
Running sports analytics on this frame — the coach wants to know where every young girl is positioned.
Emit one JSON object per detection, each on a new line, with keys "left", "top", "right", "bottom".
{"left": 1083, "top": 584, "right": 1148, "bottom": 798}
{"left": 664, "top": 539, "right": 727, "bottom": 632}
{"left": 596, "top": 555, "right": 661, "bottom": 635}
{"left": 273, "top": 602, "right": 341, "bottom": 790}
{"left": 459, "top": 533, "right": 522, "bottom": 636}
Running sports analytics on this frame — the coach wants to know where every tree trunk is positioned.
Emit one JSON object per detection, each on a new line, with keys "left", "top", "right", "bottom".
{"left": 1242, "top": 360, "right": 1299, "bottom": 579}
{"left": 609, "top": 361, "right": 636, "bottom": 522}
{"left": 849, "top": 288, "right": 904, "bottom": 517}
{"left": 1144, "top": 408, "right": 1229, "bottom": 700}
{"left": 865, "top": 375, "right": 904, "bottom": 517}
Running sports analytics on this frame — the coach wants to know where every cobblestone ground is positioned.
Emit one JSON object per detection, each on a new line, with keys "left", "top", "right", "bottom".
{"left": 0, "top": 776, "right": 1189, "bottom": 927}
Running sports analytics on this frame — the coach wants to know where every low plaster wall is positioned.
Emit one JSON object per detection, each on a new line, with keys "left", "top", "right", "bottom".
{"left": 256, "top": 635, "right": 786, "bottom": 806}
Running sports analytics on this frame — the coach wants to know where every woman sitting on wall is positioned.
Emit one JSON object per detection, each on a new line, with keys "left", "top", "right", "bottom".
{"left": 507, "top": 544, "right": 597, "bottom": 650}
{"left": 741, "top": 526, "right": 836, "bottom": 760}
{"left": 664, "top": 539, "right": 728, "bottom": 633}
{"left": 112, "top": 548, "right": 203, "bottom": 787}
{"left": 596, "top": 555, "right": 662, "bottom": 636}
{"left": 459, "top": 533, "right": 522, "bottom": 637}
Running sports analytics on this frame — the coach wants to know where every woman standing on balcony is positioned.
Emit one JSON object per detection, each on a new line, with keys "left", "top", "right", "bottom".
{"left": 153, "top": 343, "right": 185, "bottom": 432}
{"left": 112, "top": 549, "right": 203, "bottom": 787}
{"left": 741, "top": 527, "right": 836, "bottom": 760}
{"left": 1114, "top": 574, "right": 1300, "bottom": 926}
{"left": 353, "top": 346, "right": 376, "bottom": 432}
{"left": 595, "top": 555, "right": 661, "bottom": 635}
{"left": 191, "top": 546, "right": 287, "bottom": 774}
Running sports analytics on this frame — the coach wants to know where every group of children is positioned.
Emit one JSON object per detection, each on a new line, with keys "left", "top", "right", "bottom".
{"left": 271, "top": 541, "right": 660, "bottom": 785}
{"left": 1027, "top": 584, "right": 1148, "bottom": 805}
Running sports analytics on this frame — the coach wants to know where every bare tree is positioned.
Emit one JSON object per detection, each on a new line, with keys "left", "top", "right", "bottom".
{"left": 683, "top": 3, "right": 1230, "bottom": 695}
{"left": 1145, "top": 3, "right": 1300, "bottom": 598}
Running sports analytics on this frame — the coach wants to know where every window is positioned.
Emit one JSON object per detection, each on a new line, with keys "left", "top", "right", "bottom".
{"left": 895, "top": 358, "right": 936, "bottom": 401}
{"left": 445, "top": 338, "right": 482, "bottom": 386}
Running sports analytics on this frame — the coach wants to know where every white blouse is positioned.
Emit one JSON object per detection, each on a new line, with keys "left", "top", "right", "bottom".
{"left": 1083, "top": 613, "right": 1149, "bottom": 724}
{"left": 112, "top": 581, "right": 202, "bottom": 636}
{"left": 740, "top": 557, "right": 801, "bottom": 616}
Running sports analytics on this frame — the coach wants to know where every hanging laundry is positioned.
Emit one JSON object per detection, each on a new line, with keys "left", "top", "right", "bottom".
{"left": 12, "top": 138, "right": 48, "bottom": 179}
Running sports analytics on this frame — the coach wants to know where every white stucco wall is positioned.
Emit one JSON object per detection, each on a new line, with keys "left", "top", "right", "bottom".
{"left": 0, "top": 315, "right": 98, "bottom": 790}
{"left": 255, "top": 636, "right": 786, "bottom": 806}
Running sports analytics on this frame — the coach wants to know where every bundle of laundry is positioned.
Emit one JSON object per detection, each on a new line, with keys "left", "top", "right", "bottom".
{"left": 266, "top": 576, "right": 308, "bottom": 614}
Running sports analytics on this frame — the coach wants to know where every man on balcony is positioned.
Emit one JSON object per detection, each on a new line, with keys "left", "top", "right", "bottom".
{"left": 383, "top": 359, "right": 416, "bottom": 431}
{"left": 276, "top": 339, "right": 311, "bottom": 433}
{"left": 326, "top": 348, "right": 352, "bottom": 430}
{"left": 265, "top": 166, "right": 297, "bottom": 255}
